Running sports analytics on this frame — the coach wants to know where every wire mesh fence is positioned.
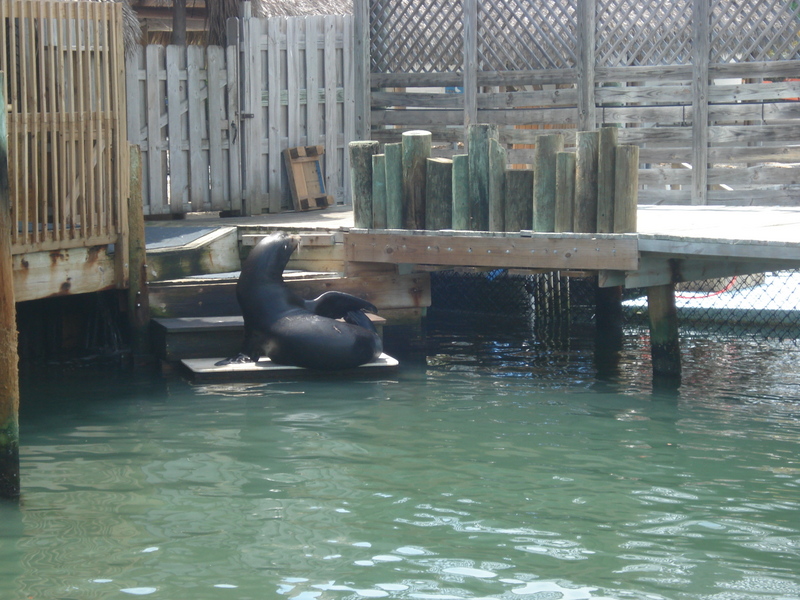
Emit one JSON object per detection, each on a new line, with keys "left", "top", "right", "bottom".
{"left": 430, "top": 268, "right": 800, "bottom": 343}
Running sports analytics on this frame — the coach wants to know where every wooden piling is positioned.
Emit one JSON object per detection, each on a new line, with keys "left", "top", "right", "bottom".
{"left": 488, "top": 137, "right": 506, "bottom": 232}
{"left": 0, "top": 75, "right": 20, "bottom": 499}
{"left": 647, "top": 283, "right": 682, "bottom": 388}
{"left": 468, "top": 124, "right": 498, "bottom": 231}
{"left": 372, "top": 153, "right": 388, "bottom": 229}
{"left": 452, "top": 154, "right": 470, "bottom": 230}
{"left": 533, "top": 134, "right": 564, "bottom": 232}
{"left": 384, "top": 142, "right": 403, "bottom": 229}
{"left": 554, "top": 151, "right": 576, "bottom": 232}
{"left": 504, "top": 169, "right": 533, "bottom": 232}
{"left": 127, "top": 145, "right": 152, "bottom": 362}
{"left": 426, "top": 157, "right": 453, "bottom": 230}
{"left": 402, "top": 130, "right": 431, "bottom": 229}
{"left": 596, "top": 127, "right": 618, "bottom": 234}
{"left": 614, "top": 145, "right": 639, "bottom": 234}
{"left": 349, "top": 140, "right": 380, "bottom": 228}
{"left": 573, "top": 130, "right": 600, "bottom": 233}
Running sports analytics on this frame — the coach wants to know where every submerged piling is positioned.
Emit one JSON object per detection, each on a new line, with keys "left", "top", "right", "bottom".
{"left": 0, "top": 76, "right": 20, "bottom": 499}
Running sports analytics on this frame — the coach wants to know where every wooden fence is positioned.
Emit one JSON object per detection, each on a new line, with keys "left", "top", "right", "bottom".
{"left": 1, "top": 0, "right": 128, "bottom": 254}
{"left": 126, "top": 12, "right": 354, "bottom": 217}
{"left": 358, "top": 0, "right": 800, "bottom": 206}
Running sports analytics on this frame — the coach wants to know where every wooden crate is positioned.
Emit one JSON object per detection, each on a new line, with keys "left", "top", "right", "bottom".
{"left": 283, "top": 145, "right": 333, "bottom": 211}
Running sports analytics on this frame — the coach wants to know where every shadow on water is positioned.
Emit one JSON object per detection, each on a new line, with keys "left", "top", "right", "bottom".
{"left": 5, "top": 296, "right": 800, "bottom": 600}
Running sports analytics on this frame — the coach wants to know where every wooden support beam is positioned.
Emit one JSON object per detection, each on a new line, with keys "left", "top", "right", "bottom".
{"left": 647, "top": 282, "right": 682, "bottom": 388}
{"left": 0, "top": 75, "right": 20, "bottom": 499}
{"left": 345, "top": 231, "right": 639, "bottom": 271}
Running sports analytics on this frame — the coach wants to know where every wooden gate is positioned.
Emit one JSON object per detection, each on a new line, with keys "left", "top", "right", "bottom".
{"left": 1, "top": 0, "right": 129, "bottom": 253}
{"left": 126, "top": 13, "right": 354, "bottom": 217}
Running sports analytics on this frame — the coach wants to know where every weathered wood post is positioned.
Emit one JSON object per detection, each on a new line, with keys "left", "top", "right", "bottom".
{"left": 648, "top": 283, "right": 682, "bottom": 389}
{"left": 384, "top": 142, "right": 403, "bottom": 229}
{"left": 468, "top": 124, "right": 498, "bottom": 230}
{"left": 0, "top": 75, "right": 20, "bottom": 499}
{"left": 554, "top": 151, "right": 576, "bottom": 232}
{"left": 402, "top": 130, "right": 431, "bottom": 229}
{"left": 573, "top": 130, "right": 600, "bottom": 233}
{"left": 596, "top": 127, "right": 618, "bottom": 234}
{"left": 613, "top": 145, "right": 639, "bottom": 234}
{"left": 127, "top": 144, "right": 152, "bottom": 361}
{"left": 452, "top": 154, "right": 470, "bottom": 230}
{"left": 533, "top": 134, "right": 564, "bottom": 232}
{"left": 504, "top": 169, "right": 533, "bottom": 232}
{"left": 426, "top": 157, "right": 453, "bottom": 230}
{"left": 594, "top": 129, "right": 623, "bottom": 379}
{"left": 372, "top": 153, "right": 387, "bottom": 229}
{"left": 349, "top": 140, "right": 380, "bottom": 228}
{"left": 488, "top": 137, "right": 506, "bottom": 232}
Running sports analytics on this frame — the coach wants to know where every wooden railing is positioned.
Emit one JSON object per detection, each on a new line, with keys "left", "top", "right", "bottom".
{"left": 1, "top": 0, "right": 128, "bottom": 254}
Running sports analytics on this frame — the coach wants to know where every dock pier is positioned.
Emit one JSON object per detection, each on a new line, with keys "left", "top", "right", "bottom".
{"left": 141, "top": 125, "right": 800, "bottom": 387}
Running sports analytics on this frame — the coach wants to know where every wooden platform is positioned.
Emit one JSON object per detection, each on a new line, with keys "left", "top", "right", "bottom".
{"left": 182, "top": 354, "right": 399, "bottom": 382}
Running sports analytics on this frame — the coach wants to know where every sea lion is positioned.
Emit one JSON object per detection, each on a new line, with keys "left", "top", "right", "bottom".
{"left": 216, "top": 232, "right": 383, "bottom": 370}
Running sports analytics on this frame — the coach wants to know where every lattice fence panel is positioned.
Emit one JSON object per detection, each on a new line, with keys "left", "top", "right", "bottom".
{"left": 370, "top": 0, "right": 463, "bottom": 73}
{"left": 478, "top": 0, "right": 577, "bottom": 71}
{"left": 712, "top": 0, "right": 800, "bottom": 62}
{"left": 596, "top": 0, "right": 692, "bottom": 67}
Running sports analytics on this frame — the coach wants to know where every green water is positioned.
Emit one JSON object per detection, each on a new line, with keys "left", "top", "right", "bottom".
{"left": 3, "top": 321, "right": 800, "bottom": 600}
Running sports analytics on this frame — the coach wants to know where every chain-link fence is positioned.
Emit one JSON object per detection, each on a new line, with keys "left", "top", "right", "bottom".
{"left": 430, "top": 269, "right": 800, "bottom": 343}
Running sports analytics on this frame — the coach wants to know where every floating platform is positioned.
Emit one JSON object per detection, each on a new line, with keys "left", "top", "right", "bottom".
{"left": 181, "top": 354, "right": 399, "bottom": 382}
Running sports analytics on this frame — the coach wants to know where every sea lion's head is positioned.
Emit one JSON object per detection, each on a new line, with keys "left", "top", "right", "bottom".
{"left": 242, "top": 231, "right": 301, "bottom": 282}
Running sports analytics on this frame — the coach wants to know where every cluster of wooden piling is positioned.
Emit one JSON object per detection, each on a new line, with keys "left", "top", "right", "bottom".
{"left": 349, "top": 124, "right": 639, "bottom": 237}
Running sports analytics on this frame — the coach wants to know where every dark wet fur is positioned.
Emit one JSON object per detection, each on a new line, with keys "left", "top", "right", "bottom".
{"left": 215, "top": 232, "right": 382, "bottom": 369}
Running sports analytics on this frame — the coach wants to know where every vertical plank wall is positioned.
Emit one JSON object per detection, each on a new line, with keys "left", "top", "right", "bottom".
{"left": 127, "top": 14, "right": 353, "bottom": 217}
{"left": 1, "top": 0, "right": 128, "bottom": 252}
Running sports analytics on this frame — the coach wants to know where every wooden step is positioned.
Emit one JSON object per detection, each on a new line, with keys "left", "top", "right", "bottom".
{"left": 151, "top": 313, "right": 387, "bottom": 362}
{"left": 181, "top": 354, "right": 399, "bottom": 382}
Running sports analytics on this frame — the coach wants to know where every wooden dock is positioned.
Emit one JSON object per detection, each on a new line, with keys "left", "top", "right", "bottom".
{"left": 144, "top": 204, "right": 800, "bottom": 387}
{"left": 146, "top": 204, "right": 800, "bottom": 280}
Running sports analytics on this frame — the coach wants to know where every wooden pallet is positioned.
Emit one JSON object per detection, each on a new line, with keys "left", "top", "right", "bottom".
{"left": 283, "top": 145, "right": 333, "bottom": 211}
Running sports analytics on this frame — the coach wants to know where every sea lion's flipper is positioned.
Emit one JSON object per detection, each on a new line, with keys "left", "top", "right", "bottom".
{"left": 214, "top": 352, "right": 255, "bottom": 366}
{"left": 306, "top": 291, "right": 377, "bottom": 319}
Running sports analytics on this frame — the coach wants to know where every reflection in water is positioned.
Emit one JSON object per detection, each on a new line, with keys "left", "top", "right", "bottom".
{"left": 2, "top": 320, "right": 800, "bottom": 599}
